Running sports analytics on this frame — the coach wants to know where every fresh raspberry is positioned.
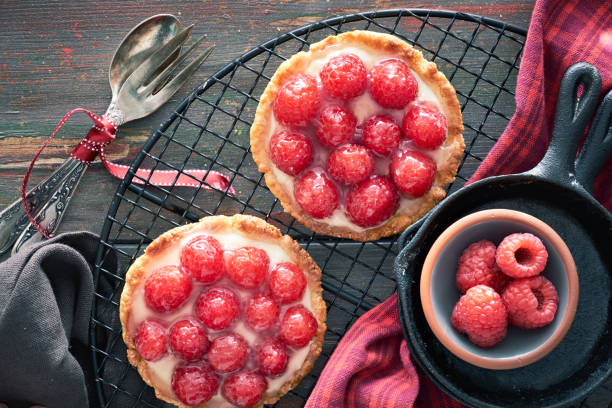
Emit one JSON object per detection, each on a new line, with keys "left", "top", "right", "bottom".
{"left": 144, "top": 265, "right": 192, "bottom": 313}
{"left": 279, "top": 305, "right": 317, "bottom": 348}
{"left": 222, "top": 371, "right": 267, "bottom": 408}
{"left": 225, "top": 247, "right": 269, "bottom": 289}
{"left": 172, "top": 362, "right": 219, "bottom": 405}
{"left": 257, "top": 338, "right": 289, "bottom": 377}
{"left": 495, "top": 233, "right": 548, "bottom": 278}
{"left": 502, "top": 276, "right": 559, "bottom": 328}
{"left": 389, "top": 149, "right": 436, "bottom": 197}
{"left": 326, "top": 144, "right": 375, "bottom": 185}
{"left": 402, "top": 102, "right": 447, "bottom": 149}
{"left": 135, "top": 319, "right": 168, "bottom": 361}
{"left": 196, "top": 287, "right": 240, "bottom": 330}
{"left": 456, "top": 240, "right": 509, "bottom": 293}
{"left": 368, "top": 59, "right": 418, "bottom": 109}
{"left": 451, "top": 285, "right": 508, "bottom": 348}
{"left": 208, "top": 333, "right": 249, "bottom": 373}
{"left": 361, "top": 115, "right": 401, "bottom": 157}
{"left": 315, "top": 105, "right": 357, "bottom": 147}
{"left": 345, "top": 175, "right": 399, "bottom": 227}
{"left": 294, "top": 169, "right": 339, "bottom": 219}
{"left": 319, "top": 53, "right": 367, "bottom": 100}
{"left": 269, "top": 262, "right": 307, "bottom": 304}
{"left": 180, "top": 235, "right": 225, "bottom": 284}
{"left": 245, "top": 294, "right": 279, "bottom": 332}
{"left": 273, "top": 73, "right": 320, "bottom": 127}
{"left": 269, "top": 130, "right": 314, "bottom": 176}
{"left": 169, "top": 319, "right": 210, "bottom": 362}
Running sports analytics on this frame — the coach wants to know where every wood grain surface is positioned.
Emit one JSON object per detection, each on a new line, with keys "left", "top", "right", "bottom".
{"left": 0, "top": 0, "right": 534, "bottom": 234}
{"left": 3, "top": 2, "right": 611, "bottom": 408}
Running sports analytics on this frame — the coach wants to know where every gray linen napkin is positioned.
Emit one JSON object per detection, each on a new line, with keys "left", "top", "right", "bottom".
{"left": 0, "top": 232, "right": 116, "bottom": 408}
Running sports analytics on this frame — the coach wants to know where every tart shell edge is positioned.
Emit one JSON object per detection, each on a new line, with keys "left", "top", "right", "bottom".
{"left": 250, "top": 30, "right": 465, "bottom": 241}
{"left": 120, "top": 214, "right": 327, "bottom": 408}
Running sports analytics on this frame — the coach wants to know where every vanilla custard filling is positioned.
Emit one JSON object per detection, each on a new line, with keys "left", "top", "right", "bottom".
{"left": 266, "top": 43, "right": 460, "bottom": 232}
{"left": 129, "top": 224, "right": 315, "bottom": 404}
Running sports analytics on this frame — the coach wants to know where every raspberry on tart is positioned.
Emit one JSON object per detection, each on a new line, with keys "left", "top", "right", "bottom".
{"left": 361, "top": 115, "right": 401, "bottom": 157}
{"left": 135, "top": 319, "right": 168, "bottom": 362}
{"left": 368, "top": 58, "right": 418, "bottom": 109}
{"left": 326, "top": 144, "right": 375, "bottom": 185}
{"left": 273, "top": 73, "right": 320, "bottom": 127}
{"left": 257, "top": 338, "right": 289, "bottom": 377}
{"left": 180, "top": 235, "right": 225, "bottom": 284}
{"left": 320, "top": 53, "right": 367, "bottom": 100}
{"left": 208, "top": 333, "right": 249, "bottom": 373}
{"left": 345, "top": 175, "right": 399, "bottom": 228}
{"left": 245, "top": 294, "right": 280, "bottom": 332}
{"left": 315, "top": 104, "right": 357, "bottom": 147}
{"left": 269, "top": 130, "right": 314, "bottom": 176}
{"left": 269, "top": 262, "right": 307, "bottom": 304}
{"left": 402, "top": 102, "right": 448, "bottom": 150}
{"left": 251, "top": 31, "right": 464, "bottom": 241}
{"left": 144, "top": 265, "right": 192, "bottom": 313}
{"left": 389, "top": 149, "right": 437, "bottom": 198}
{"left": 172, "top": 362, "right": 219, "bottom": 406}
{"left": 294, "top": 169, "right": 339, "bottom": 219}
{"left": 196, "top": 287, "right": 240, "bottom": 330}
{"left": 169, "top": 319, "right": 210, "bottom": 362}
{"left": 225, "top": 246, "right": 270, "bottom": 289}
{"left": 222, "top": 371, "right": 268, "bottom": 408}
{"left": 279, "top": 305, "right": 318, "bottom": 349}
{"left": 120, "top": 215, "right": 326, "bottom": 408}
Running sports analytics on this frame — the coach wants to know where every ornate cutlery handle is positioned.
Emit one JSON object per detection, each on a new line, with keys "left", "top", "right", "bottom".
{"left": 10, "top": 160, "right": 88, "bottom": 254}
{"left": 0, "top": 158, "right": 83, "bottom": 255}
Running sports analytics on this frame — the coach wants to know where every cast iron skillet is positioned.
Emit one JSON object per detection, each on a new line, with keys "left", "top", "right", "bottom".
{"left": 394, "top": 62, "right": 612, "bottom": 408}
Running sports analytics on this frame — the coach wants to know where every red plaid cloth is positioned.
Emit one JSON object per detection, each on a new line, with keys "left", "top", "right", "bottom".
{"left": 306, "top": 1, "right": 612, "bottom": 407}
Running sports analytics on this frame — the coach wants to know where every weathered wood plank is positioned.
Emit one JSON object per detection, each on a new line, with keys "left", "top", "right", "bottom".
{"left": 0, "top": 0, "right": 533, "bottom": 235}
{"left": 14, "top": 4, "right": 612, "bottom": 408}
{"left": 5, "top": 2, "right": 610, "bottom": 407}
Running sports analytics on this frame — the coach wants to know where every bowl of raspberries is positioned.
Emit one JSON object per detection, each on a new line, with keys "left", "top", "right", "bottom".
{"left": 420, "top": 209, "right": 579, "bottom": 370}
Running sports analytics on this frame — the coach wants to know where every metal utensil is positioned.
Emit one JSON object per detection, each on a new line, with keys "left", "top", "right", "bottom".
{"left": 0, "top": 14, "right": 214, "bottom": 255}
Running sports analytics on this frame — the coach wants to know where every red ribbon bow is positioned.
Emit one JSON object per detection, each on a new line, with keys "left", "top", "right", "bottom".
{"left": 22, "top": 108, "right": 234, "bottom": 238}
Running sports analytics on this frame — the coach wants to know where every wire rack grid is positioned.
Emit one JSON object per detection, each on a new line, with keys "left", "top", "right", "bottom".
{"left": 88, "top": 9, "right": 611, "bottom": 408}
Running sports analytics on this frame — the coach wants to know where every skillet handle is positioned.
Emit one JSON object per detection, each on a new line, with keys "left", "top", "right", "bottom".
{"left": 574, "top": 90, "right": 612, "bottom": 194}
{"left": 397, "top": 214, "right": 428, "bottom": 249}
{"left": 528, "top": 62, "right": 601, "bottom": 182}
{"left": 394, "top": 221, "right": 429, "bottom": 283}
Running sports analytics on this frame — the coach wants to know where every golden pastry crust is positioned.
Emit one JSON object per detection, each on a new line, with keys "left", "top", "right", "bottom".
{"left": 120, "top": 214, "right": 326, "bottom": 408}
{"left": 250, "top": 30, "right": 464, "bottom": 241}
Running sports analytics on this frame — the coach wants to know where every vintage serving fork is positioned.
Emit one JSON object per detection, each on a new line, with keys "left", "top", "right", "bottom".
{"left": 0, "top": 15, "right": 214, "bottom": 255}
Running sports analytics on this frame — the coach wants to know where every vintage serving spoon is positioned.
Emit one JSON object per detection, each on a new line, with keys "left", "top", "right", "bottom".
{"left": 0, "top": 14, "right": 214, "bottom": 255}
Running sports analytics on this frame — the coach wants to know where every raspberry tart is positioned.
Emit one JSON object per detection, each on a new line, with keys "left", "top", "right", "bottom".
{"left": 120, "top": 215, "right": 326, "bottom": 407}
{"left": 251, "top": 31, "right": 464, "bottom": 241}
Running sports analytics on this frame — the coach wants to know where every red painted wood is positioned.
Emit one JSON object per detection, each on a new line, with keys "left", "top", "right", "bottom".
{"left": 0, "top": 1, "right": 534, "bottom": 231}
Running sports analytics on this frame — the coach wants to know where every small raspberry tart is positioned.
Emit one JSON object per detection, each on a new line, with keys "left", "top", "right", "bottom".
{"left": 120, "top": 215, "right": 326, "bottom": 407}
{"left": 251, "top": 31, "right": 464, "bottom": 241}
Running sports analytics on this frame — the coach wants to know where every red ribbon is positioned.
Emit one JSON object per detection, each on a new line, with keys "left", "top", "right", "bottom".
{"left": 22, "top": 108, "right": 234, "bottom": 239}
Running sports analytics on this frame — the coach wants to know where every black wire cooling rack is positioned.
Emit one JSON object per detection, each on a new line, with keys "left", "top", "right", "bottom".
{"left": 90, "top": 9, "right": 611, "bottom": 408}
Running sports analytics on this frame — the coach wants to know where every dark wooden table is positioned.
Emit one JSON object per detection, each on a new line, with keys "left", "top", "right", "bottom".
{"left": 1, "top": 2, "right": 610, "bottom": 408}
{"left": 0, "top": 0, "right": 535, "bottom": 234}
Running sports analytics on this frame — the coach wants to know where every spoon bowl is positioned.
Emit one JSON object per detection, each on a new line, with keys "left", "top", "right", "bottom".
{"left": 109, "top": 14, "right": 180, "bottom": 97}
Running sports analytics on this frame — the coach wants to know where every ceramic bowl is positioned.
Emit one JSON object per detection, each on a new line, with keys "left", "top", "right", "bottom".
{"left": 420, "top": 209, "right": 579, "bottom": 370}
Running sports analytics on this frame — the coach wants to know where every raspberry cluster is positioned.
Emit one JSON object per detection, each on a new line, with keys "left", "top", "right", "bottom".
{"left": 269, "top": 54, "right": 449, "bottom": 228}
{"left": 451, "top": 233, "right": 559, "bottom": 348}
{"left": 135, "top": 234, "right": 317, "bottom": 407}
